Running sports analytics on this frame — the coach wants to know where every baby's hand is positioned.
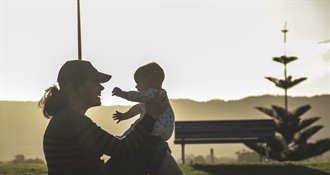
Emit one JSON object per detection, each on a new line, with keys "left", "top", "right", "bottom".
{"left": 113, "top": 111, "right": 131, "bottom": 124}
{"left": 112, "top": 87, "right": 122, "bottom": 96}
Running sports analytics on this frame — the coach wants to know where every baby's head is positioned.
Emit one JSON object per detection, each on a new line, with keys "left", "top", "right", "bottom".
{"left": 134, "top": 62, "right": 165, "bottom": 91}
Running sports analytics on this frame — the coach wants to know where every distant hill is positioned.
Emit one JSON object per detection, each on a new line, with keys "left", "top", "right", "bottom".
{"left": 0, "top": 94, "right": 329, "bottom": 162}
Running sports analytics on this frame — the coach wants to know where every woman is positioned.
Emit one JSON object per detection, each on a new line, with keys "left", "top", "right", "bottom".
{"left": 38, "top": 60, "right": 183, "bottom": 175}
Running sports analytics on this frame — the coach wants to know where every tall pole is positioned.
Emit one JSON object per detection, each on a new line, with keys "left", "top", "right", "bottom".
{"left": 282, "top": 22, "right": 288, "bottom": 56}
{"left": 77, "top": 0, "right": 82, "bottom": 60}
{"left": 281, "top": 22, "right": 288, "bottom": 112}
{"left": 284, "top": 64, "right": 288, "bottom": 112}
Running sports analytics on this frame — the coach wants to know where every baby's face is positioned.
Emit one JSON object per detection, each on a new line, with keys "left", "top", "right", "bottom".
{"left": 134, "top": 74, "right": 150, "bottom": 92}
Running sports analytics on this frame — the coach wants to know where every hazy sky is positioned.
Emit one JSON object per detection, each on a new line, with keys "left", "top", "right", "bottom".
{"left": 1, "top": 0, "right": 329, "bottom": 106}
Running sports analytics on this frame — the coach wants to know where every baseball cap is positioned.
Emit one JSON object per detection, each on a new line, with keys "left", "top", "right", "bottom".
{"left": 57, "top": 60, "right": 111, "bottom": 87}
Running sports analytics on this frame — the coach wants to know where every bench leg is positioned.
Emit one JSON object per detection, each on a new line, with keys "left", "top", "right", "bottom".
{"left": 265, "top": 142, "right": 269, "bottom": 162}
{"left": 181, "top": 144, "right": 185, "bottom": 164}
{"left": 259, "top": 143, "right": 263, "bottom": 163}
{"left": 259, "top": 143, "right": 270, "bottom": 162}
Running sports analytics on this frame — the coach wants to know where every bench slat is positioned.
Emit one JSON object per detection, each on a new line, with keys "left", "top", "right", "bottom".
{"left": 175, "top": 120, "right": 275, "bottom": 139}
{"left": 175, "top": 125, "right": 274, "bottom": 133}
{"left": 174, "top": 138, "right": 274, "bottom": 144}
{"left": 175, "top": 120, "right": 274, "bottom": 127}
{"left": 174, "top": 119, "right": 275, "bottom": 163}
{"left": 175, "top": 132, "right": 274, "bottom": 138}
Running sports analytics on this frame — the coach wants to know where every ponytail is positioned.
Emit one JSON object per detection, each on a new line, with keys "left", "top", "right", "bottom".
{"left": 38, "top": 85, "right": 67, "bottom": 119}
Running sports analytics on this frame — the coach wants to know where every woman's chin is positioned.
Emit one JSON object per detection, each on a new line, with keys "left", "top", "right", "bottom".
{"left": 91, "top": 97, "right": 102, "bottom": 107}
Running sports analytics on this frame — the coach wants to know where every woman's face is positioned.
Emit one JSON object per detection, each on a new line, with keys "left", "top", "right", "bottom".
{"left": 79, "top": 80, "right": 104, "bottom": 108}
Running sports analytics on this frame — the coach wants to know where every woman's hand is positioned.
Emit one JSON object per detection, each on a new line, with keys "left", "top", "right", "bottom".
{"left": 145, "top": 90, "right": 167, "bottom": 119}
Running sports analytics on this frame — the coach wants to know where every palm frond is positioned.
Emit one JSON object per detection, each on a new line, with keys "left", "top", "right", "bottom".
{"left": 288, "top": 138, "right": 330, "bottom": 161}
{"left": 255, "top": 107, "right": 276, "bottom": 119}
{"left": 285, "top": 77, "right": 307, "bottom": 89}
{"left": 297, "top": 117, "right": 321, "bottom": 131}
{"left": 294, "top": 126, "right": 323, "bottom": 144}
{"left": 310, "top": 139, "right": 330, "bottom": 155}
{"left": 274, "top": 120, "right": 282, "bottom": 133}
{"left": 244, "top": 136, "right": 288, "bottom": 161}
{"left": 265, "top": 77, "right": 281, "bottom": 87}
{"left": 271, "top": 105, "right": 289, "bottom": 122}
{"left": 290, "top": 105, "right": 311, "bottom": 120}
{"left": 273, "top": 56, "right": 298, "bottom": 64}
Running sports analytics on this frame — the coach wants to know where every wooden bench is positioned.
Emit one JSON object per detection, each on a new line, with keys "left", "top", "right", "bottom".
{"left": 174, "top": 119, "right": 275, "bottom": 163}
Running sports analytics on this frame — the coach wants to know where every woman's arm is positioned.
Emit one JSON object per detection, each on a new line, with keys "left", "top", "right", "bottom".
{"left": 73, "top": 90, "right": 165, "bottom": 159}
{"left": 71, "top": 112, "right": 155, "bottom": 159}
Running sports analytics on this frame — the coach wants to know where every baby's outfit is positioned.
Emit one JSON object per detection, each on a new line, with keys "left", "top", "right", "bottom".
{"left": 118, "top": 88, "right": 174, "bottom": 141}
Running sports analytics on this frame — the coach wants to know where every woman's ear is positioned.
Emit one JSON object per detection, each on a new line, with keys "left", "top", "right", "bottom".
{"left": 73, "top": 82, "right": 82, "bottom": 93}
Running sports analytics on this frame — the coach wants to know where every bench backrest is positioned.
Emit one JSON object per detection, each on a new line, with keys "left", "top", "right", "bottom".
{"left": 174, "top": 119, "right": 275, "bottom": 144}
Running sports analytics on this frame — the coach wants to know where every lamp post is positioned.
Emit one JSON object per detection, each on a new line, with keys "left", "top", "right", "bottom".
{"left": 77, "top": 0, "right": 82, "bottom": 60}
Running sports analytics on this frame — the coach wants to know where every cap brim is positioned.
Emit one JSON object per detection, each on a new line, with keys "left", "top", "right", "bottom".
{"left": 94, "top": 72, "right": 112, "bottom": 83}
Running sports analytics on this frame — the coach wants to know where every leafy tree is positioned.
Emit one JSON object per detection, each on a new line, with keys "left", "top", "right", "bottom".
{"left": 10, "top": 154, "right": 45, "bottom": 164}
{"left": 181, "top": 154, "right": 206, "bottom": 164}
{"left": 235, "top": 149, "right": 260, "bottom": 162}
{"left": 177, "top": 154, "right": 236, "bottom": 164}
{"left": 194, "top": 155, "right": 206, "bottom": 164}
{"left": 244, "top": 24, "right": 330, "bottom": 161}
{"left": 25, "top": 157, "right": 45, "bottom": 164}
{"left": 12, "top": 154, "right": 25, "bottom": 163}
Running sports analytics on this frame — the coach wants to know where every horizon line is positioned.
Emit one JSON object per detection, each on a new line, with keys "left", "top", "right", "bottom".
{"left": 1, "top": 93, "right": 329, "bottom": 104}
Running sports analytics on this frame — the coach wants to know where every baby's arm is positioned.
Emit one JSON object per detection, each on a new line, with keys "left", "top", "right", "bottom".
{"left": 112, "top": 87, "right": 156, "bottom": 103}
{"left": 128, "top": 103, "right": 142, "bottom": 116}
{"left": 127, "top": 89, "right": 157, "bottom": 103}
{"left": 113, "top": 104, "right": 142, "bottom": 124}
{"left": 112, "top": 87, "right": 128, "bottom": 99}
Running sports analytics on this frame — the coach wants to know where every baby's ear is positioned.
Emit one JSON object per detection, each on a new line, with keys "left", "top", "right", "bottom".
{"left": 148, "top": 75, "right": 154, "bottom": 83}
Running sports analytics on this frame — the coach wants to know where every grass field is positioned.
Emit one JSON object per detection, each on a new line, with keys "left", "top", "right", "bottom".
{"left": 0, "top": 162, "right": 329, "bottom": 175}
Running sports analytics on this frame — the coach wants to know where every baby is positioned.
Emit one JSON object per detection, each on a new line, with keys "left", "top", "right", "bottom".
{"left": 112, "top": 62, "right": 174, "bottom": 141}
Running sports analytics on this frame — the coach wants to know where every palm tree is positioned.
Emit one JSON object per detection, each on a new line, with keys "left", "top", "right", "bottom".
{"left": 264, "top": 55, "right": 307, "bottom": 111}
{"left": 244, "top": 23, "right": 330, "bottom": 161}
{"left": 245, "top": 105, "right": 330, "bottom": 161}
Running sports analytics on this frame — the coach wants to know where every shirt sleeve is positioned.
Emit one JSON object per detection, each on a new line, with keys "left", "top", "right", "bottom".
{"left": 127, "top": 88, "right": 157, "bottom": 103}
{"left": 71, "top": 112, "right": 156, "bottom": 159}
{"left": 128, "top": 103, "right": 142, "bottom": 116}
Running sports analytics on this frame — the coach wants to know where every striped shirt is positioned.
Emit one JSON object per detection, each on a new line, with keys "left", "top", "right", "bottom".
{"left": 43, "top": 108, "right": 155, "bottom": 175}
